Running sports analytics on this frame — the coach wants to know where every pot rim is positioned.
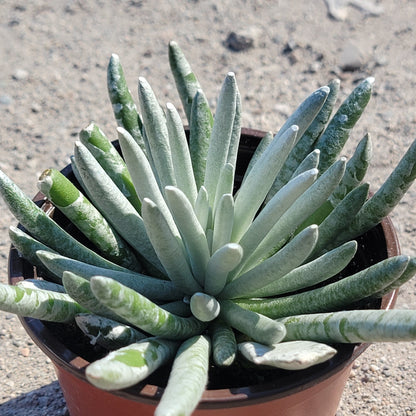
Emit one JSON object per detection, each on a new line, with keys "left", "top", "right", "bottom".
{"left": 7, "top": 127, "right": 400, "bottom": 409}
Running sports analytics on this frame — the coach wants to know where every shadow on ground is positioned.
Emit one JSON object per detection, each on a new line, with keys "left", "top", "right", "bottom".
{"left": 0, "top": 381, "right": 68, "bottom": 416}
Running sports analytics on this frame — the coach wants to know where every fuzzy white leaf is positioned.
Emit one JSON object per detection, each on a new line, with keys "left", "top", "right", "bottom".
{"left": 238, "top": 340, "right": 337, "bottom": 370}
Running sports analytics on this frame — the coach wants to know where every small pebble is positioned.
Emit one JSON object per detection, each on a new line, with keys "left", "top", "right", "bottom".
{"left": 0, "top": 95, "right": 12, "bottom": 105}
{"left": 370, "top": 364, "right": 380, "bottom": 372}
{"left": 31, "top": 103, "right": 42, "bottom": 113}
{"left": 339, "top": 42, "right": 365, "bottom": 72}
{"left": 19, "top": 347, "right": 30, "bottom": 357}
{"left": 12, "top": 69, "right": 29, "bottom": 81}
{"left": 224, "top": 32, "right": 254, "bottom": 52}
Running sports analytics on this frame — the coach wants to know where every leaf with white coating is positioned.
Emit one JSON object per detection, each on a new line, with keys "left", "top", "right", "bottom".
{"left": 231, "top": 125, "right": 298, "bottom": 242}
{"left": 245, "top": 158, "right": 346, "bottom": 270}
{"left": 221, "top": 225, "right": 318, "bottom": 300}
{"left": 376, "top": 257, "right": 416, "bottom": 297}
{"left": 340, "top": 138, "right": 416, "bottom": 242}
{"left": 117, "top": 127, "right": 180, "bottom": 242}
{"left": 219, "top": 300, "right": 286, "bottom": 345}
{"left": 166, "top": 102, "right": 198, "bottom": 205}
{"left": 234, "top": 255, "right": 409, "bottom": 319}
{"left": 168, "top": 41, "right": 209, "bottom": 123}
{"left": 204, "top": 73, "right": 238, "bottom": 205}
{"left": 212, "top": 163, "right": 235, "bottom": 218}
{"left": 70, "top": 155, "right": 90, "bottom": 198}
{"left": 226, "top": 86, "right": 242, "bottom": 169}
{"left": 36, "top": 250, "right": 183, "bottom": 302}
{"left": 253, "top": 241, "right": 357, "bottom": 297}
{"left": 141, "top": 198, "right": 203, "bottom": 294}
{"left": 107, "top": 54, "right": 145, "bottom": 150}
{"left": 90, "top": 276, "right": 206, "bottom": 339}
{"left": 230, "top": 168, "right": 318, "bottom": 279}
{"left": 17, "top": 279, "right": 65, "bottom": 293}
{"left": 62, "top": 271, "right": 124, "bottom": 322}
{"left": 315, "top": 77, "right": 374, "bottom": 173}
{"left": 275, "top": 86, "right": 330, "bottom": 145}
{"left": 211, "top": 193, "right": 234, "bottom": 254}
{"left": 310, "top": 183, "right": 369, "bottom": 256}
{"left": 238, "top": 340, "right": 337, "bottom": 370}
{"left": 290, "top": 149, "right": 320, "bottom": 180}
{"left": 189, "top": 90, "right": 213, "bottom": 189}
{"left": 9, "top": 226, "right": 60, "bottom": 281}
{"left": 138, "top": 77, "right": 176, "bottom": 191}
{"left": 0, "top": 283, "right": 86, "bottom": 322}
{"left": 75, "top": 313, "right": 147, "bottom": 350}
{"left": 329, "top": 133, "right": 372, "bottom": 206}
{"left": 164, "top": 186, "right": 210, "bottom": 287}
{"left": 0, "top": 168, "right": 127, "bottom": 273}
{"left": 279, "top": 309, "right": 416, "bottom": 343}
{"left": 190, "top": 292, "right": 220, "bottom": 322}
{"left": 205, "top": 243, "right": 243, "bottom": 296}
{"left": 38, "top": 167, "right": 141, "bottom": 271}
{"left": 194, "top": 186, "right": 210, "bottom": 231}
{"left": 155, "top": 335, "right": 210, "bottom": 416}
{"left": 86, "top": 338, "right": 178, "bottom": 390}
{"left": 73, "top": 142, "right": 163, "bottom": 273}
{"left": 267, "top": 81, "right": 337, "bottom": 198}
{"left": 210, "top": 320, "right": 237, "bottom": 367}
{"left": 79, "top": 122, "right": 142, "bottom": 212}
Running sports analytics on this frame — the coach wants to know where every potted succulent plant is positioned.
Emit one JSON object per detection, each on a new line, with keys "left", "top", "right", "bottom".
{"left": 1, "top": 41, "right": 416, "bottom": 416}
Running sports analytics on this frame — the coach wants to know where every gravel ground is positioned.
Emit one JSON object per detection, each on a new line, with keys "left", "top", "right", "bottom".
{"left": 0, "top": 1, "right": 416, "bottom": 415}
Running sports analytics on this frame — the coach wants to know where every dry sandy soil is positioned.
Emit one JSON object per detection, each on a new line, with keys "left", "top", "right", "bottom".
{"left": 0, "top": 1, "right": 416, "bottom": 415}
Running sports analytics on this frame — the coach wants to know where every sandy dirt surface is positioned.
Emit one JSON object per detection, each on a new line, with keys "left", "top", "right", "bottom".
{"left": 0, "top": 1, "right": 416, "bottom": 415}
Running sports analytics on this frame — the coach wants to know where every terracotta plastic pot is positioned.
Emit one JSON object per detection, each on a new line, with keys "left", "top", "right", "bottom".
{"left": 8, "top": 128, "right": 400, "bottom": 416}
